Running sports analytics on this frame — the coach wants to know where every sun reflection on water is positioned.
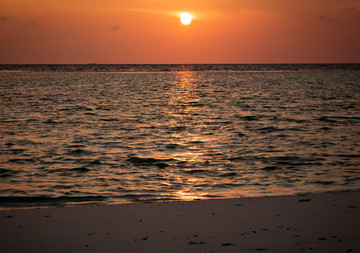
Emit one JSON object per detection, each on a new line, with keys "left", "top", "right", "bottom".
{"left": 165, "top": 70, "right": 213, "bottom": 200}
{"left": 175, "top": 190, "right": 207, "bottom": 201}
{"left": 167, "top": 70, "right": 205, "bottom": 160}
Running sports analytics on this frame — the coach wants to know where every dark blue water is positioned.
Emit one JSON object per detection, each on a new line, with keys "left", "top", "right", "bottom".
{"left": 0, "top": 64, "right": 359, "bottom": 208}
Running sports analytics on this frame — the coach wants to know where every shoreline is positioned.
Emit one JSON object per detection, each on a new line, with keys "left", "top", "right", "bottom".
{"left": 1, "top": 188, "right": 359, "bottom": 211}
{"left": 1, "top": 190, "right": 359, "bottom": 252}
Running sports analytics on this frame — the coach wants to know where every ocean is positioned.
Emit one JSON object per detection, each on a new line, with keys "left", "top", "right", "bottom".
{"left": 0, "top": 64, "right": 359, "bottom": 208}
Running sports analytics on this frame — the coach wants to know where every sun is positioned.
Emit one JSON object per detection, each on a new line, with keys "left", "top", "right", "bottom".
{"left": 180, "top": 13, "right": 193, "bottom": 25}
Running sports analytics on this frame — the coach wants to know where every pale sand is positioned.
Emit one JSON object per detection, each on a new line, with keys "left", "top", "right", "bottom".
{"left": 1, "top": 190, "right": 359, "bottom": 253}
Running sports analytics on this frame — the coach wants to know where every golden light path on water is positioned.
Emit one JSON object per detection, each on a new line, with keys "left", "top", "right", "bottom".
{"left": 162, "top": 70, "right": 306, "bottom": 201}
{"left": 165, "top": 71, "right": 208, "bottom": 201}
{"left": 160, "top": 71, "right": 265, "bottom": 201}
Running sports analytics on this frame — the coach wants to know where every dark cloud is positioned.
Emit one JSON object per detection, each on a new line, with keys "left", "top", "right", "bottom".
{"left": 339, "top": 7, "right": 360, "bottom": 21}
{"left": 111, "top": 25, "right": 121, "bottom": 30}
{"left": 25, "top": 21, "right": 38, "bottom": 29}
{"left": 318, "top": 6, "right": 360, "bottom": 23}
{"left": 319, "top": 15, "right": 332, "bottom": 22}
{"left": 0, "top": 16, "right": 9, "bottom": 22}
{"left": 342, "top": 7, "right": 360, "bottom": 13}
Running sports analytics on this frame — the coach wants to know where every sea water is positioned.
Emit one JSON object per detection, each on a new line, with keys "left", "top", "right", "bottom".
{"left": 0, "top": 64, "right": 359, "bottom": 208}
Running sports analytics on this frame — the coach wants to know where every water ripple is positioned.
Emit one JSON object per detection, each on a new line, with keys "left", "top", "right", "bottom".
{"left": 0, "top": 64, "right": 359, "bottom": 208}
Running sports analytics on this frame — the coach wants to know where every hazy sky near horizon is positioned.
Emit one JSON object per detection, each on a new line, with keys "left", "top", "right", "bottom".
{"left": 0, "top": 0, "right": 359, "bottom": 64}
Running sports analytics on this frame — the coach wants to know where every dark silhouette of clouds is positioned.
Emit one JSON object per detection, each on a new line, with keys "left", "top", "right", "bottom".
{"left": 0, "top": 16, "right": 9, "bottom": 22}
{"left": 25, "top": 21, "right": 38, "bottom": 28}
{"left": 341, "top": 7, "right": 360, "bottom": 18}
{"left": 111, "top": 25, "right": 121, "bottom": 30}
{"left": 319, "top": 7, "right": 360, "bottom": 22}
{"left": 319, "top": 15, "right": 332, "bottom": 22}
{"left": 342, "top": 7, "right": 360, "bottom": 13}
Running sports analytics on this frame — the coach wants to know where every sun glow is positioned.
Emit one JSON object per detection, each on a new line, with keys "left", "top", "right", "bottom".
{"left": 180, "top": 13, "right": 193, "bottom": 25}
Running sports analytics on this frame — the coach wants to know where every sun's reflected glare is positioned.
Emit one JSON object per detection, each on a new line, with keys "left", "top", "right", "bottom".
{"left": 167, "top": 70, "right": 207, "bottom": 163}
{"left": 176, "top": 190, "right": 207, "bottom": 201}
{"left": 164, "top": 70, "right": 222, "bottom": 201}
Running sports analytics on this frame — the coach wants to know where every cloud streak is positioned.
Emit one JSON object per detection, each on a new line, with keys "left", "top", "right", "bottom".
{"left": 319, "top": 15, "right": 332, "bottom": 22}
{"left": 0, "top": 16, "right": 9, "bottom": 22}
{"left": 342, "top": 7, "right": 360, "bottom": 13}
{"left": 25, "top": 21, "right": 38, "bottom": 29}
{"left": 111, "top": 25, "right": 120, "bottom": 30}
{"left": 112, "top": 8, "right": 210, "bottom": 21}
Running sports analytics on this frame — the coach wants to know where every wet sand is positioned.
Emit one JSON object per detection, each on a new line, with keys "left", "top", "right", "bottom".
{"left": 1, "top": 190, "right": 359, "bottom": 253}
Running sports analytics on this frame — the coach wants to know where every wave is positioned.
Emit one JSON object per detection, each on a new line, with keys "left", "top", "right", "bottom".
{"left": 0, "top": 168, "right": 19, "bottom": 178}
{"left": 0, "top": 196, "right": 107, "bottom": 208}
{"left": 126, "top": 156, "right": 173, "bottom": 168}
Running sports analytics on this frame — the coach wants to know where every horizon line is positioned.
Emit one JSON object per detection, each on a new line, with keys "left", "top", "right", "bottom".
{"left": 1, "top": 62, "right": 359, "bottom": 65}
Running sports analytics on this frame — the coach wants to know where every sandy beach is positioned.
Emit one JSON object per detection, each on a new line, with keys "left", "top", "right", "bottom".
{"left": 1, "top": 190, "right": 359, "bottom": 253}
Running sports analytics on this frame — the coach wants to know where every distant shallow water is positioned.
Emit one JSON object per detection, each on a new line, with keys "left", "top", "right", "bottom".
{"left": 0, "top": 64, "right": 359, "bottom": 208}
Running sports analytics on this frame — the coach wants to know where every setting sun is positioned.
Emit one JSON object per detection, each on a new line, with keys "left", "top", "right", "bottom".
{"left": 180, "top": 13, "right": 193, "bottom": 25}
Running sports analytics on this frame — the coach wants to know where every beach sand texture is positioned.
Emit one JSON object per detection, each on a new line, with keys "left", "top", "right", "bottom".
{"left": 1, "top": 190, "right": 359, "bottom": 252}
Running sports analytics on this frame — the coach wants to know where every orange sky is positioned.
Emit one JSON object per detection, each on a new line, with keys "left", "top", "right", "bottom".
{"left": 0, "top": 0, "right": 359, "bottom": 64}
